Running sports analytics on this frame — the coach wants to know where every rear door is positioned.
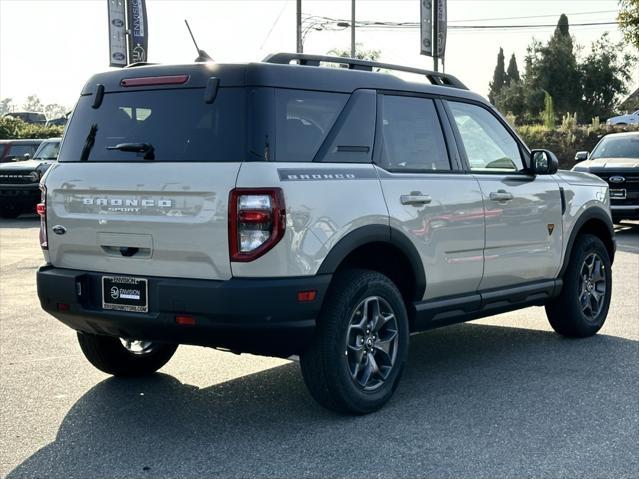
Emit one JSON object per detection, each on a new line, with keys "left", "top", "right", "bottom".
{"left": 45, "top": 84, "right": 246, "bottom": 280}
{"left": 445, "top": 100, "right": 562, "bottom": 290}
{"left": 375, "top": 94, "right": 485, "bottom": 301}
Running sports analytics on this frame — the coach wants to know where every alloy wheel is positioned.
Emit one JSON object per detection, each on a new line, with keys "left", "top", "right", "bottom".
{"left": 578, "top": 252, "right": 607, "bottom": 321}
{"left": 345, "top": 296, "right": 399, "bottom": 391}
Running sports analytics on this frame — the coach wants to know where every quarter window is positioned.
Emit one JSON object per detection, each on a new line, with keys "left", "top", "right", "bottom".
{"left": 379, "top": 96, "right": 450, "bottom": 172}
{"left": 275, "top": 89, "right": 347, "bottom": 162}
{"left": 449, "top": 101, "right": 523, "bottom": 172}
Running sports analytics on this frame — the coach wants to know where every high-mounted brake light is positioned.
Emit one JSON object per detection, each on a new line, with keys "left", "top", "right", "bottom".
{"left": 37, "top": 184, "right": 47, "bottom": 250}
{"left": 120, "top": 75, "right": 189, "bottom": 87}
{"left": 229, "top": 188, "right": 286, "bottom": 262}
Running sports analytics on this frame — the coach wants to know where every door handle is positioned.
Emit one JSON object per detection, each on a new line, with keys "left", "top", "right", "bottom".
{"left": 400, "top": 194, "right": 432, "bottom": 206}
{"left": 489, "top": 190, "right": 514, "bottom": 202}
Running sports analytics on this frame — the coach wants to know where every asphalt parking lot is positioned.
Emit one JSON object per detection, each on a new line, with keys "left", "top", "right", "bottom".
{"left": 1, "top": 216, "right": 637, "bottom": 479}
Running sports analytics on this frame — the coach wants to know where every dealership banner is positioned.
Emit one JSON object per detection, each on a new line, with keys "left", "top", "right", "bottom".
{"left": 127, "top": 0, "right": 149, "bottom": 63}
{"left": 107, "top": 0, "right": 127, "bottom": 67}
{"left": 420, "top": 0, "right": 433, "bottom": 56}
{"left": 420, "top": 0, "right": 446, "bottom": 59}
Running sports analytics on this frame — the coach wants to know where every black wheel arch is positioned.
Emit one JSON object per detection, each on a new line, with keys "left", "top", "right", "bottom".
{"left": 560, "top": 207, "right": 615, "bottom": 278}
{"left": 317, "top": 224, "right": 426, "bottom": 301}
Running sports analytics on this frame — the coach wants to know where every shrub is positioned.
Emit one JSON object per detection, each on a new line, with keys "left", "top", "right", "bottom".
{"left": 516, "top": 123, "right": 639, "bottom": 169}
{"left": 0, "top": 117, "right": 63, "bottom": 140}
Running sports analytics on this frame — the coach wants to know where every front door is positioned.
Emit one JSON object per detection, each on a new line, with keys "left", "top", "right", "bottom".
{"left": 446, "top": 100, "right": 563, "bottom": 290}
{"left": 376, "top": 94, "right": 485, "bottom": 301}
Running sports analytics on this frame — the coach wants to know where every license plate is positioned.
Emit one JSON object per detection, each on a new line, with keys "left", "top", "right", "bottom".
{"left": 102, "top": 276, "right": 148, "bottom": 313}
{"left": 610, "top": 189, "right": 626, "bottom": 199}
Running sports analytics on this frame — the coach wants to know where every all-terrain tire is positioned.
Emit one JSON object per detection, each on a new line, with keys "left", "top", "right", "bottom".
{"left": 545, "top": 234, "right": 612, "bottom": 337}
{"left": 300, "top": 269, "right": 409, "bottom": 414}
{"left": 77, "top": 332, "right": 178, "bottom": 376}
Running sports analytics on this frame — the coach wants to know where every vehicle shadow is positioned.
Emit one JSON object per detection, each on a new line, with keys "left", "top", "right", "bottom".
{"left": 6, "top": 323, "right": 639, "bottom": 479}
{"left": 0, "top": 215, "right": 39, "bottom": 229}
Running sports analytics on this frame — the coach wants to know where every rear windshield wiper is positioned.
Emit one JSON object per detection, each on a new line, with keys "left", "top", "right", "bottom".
{"left": 106, "top": 142, "right": 155, "bottom": 160}
{"left": 80, "top": 123, "right": 98, "bottom": 162}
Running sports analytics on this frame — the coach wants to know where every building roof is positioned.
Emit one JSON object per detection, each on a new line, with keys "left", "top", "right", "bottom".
{"left": 619, "top": 88, "right": 639, "bottom": 111}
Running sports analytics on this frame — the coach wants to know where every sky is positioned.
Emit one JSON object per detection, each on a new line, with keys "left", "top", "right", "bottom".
{"left": 0, "top": 0, "right": 636, "bottom": 111}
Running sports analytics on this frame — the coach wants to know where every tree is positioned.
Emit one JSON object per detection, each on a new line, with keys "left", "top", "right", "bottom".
{"left": 494, "top": 80, "right": 525, "bottom": 119}
{"left": 505, "top": 54, "right": 520, "bottom": 85}
{"left": 0, "top": 98, "right": 14, "bottom": 116}
{"left": 619, "top": 0, "right": 639, "bottom": 49}
{"left": 579, "top": 33, "right": 637, "bottom": 119}
{"left": 44, "top": 103, "right": 68, "bottom": 119}
{"left": 520, "top": 15, "right": 581, "bottom": 117}
{"left": 327, "top": 44, "right": 381, "bottom": 61}
{"left": 488, "top": 47, "right": 506, "bottom": 104}
{"left": 22, "top": 95, "right": 44, "bottom": 113}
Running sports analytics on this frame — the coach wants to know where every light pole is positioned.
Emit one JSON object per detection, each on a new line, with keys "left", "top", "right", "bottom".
{"left": 296, "top": 0, "right": 303, "bottom": 53}
{"left": 350, "top": 0, "right": 356, "bottom": 58}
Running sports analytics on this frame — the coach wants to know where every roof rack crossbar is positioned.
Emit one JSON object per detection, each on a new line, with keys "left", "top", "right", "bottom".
{"left": 262, "top": 52, "right": 468, "bottom": 90}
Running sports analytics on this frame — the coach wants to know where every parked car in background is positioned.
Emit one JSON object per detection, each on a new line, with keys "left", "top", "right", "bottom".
{"left": 2, "top": 112, "right": 47, "bottom": 124}
{"left": 0, "top": 139, "right": 43, "bottom": 162}
{"left": 573, "top": 131, "right": 639, "bottom": 222}
{"left": 606, "top": 110, "right": 639, "bottom": 126}
{"left": 46, "top": 112, "right": 71, "bottom": 127}
{"left": 0, "top": 137, "right": 60, "bottom": 218}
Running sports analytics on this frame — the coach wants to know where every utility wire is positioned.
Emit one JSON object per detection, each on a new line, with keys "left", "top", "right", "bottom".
{"left": 448, "top": 10, "right": 618, "bottom": 23}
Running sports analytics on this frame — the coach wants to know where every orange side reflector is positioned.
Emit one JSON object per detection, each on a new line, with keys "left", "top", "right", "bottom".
{"left": 297, "top": 290, "right": 317, "bottom": 302}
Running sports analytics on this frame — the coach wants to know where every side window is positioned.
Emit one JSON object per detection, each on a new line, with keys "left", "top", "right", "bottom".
{"left": 275, "top": 89, "right": 347, "bottom": 162}
{"left": 379, "top": 95, "right": 450, "bottom": 172}
{"left": 448, "top": 101, "right": 523, "bottom": 172}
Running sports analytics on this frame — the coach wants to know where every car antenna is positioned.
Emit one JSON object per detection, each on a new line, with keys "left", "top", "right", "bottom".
{"left": 184, "top": 19, "right": 214, "bottom": 63}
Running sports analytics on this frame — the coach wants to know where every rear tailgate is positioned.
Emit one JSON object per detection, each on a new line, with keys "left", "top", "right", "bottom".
{"left": 44, "top": 162, "right": 239, "bottom": 280}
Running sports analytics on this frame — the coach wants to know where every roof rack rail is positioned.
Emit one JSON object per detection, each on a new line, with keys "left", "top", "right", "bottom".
{"left": 124, "top": 62, "right": 159, "bottom": 68}
{"left": 262, "top": 52, "right": 468, "bottom": 90}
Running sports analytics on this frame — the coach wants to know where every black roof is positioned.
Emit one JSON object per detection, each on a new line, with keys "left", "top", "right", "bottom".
{"left": 81, "top": 54, "right": 486, "bottom": 104}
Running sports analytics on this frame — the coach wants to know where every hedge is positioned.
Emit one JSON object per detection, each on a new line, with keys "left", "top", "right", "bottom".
{"left": 516, "top": 124, "right": 639, "bottom": 170}
{"left": 0, "top": 117, "right": 63, "bottom": 140}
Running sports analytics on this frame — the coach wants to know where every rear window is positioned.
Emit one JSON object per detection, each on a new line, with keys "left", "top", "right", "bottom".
{"left": 59, "top": 88, "right": 246, "bottom": 162}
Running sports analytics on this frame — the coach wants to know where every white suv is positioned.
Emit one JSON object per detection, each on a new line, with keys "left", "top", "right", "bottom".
{"left": 37, "top": 54, "right": 615, "bottom": 414}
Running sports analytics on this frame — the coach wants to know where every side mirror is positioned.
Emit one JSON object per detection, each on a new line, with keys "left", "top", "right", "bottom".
{"left": 530, "top": 149, "right": 559, "bottom": 175}
{"left": 23, "top": 153, "right": 31, "bottom": 160}
{"left": 575, "top": 151, "right": 589, "bottom": 162}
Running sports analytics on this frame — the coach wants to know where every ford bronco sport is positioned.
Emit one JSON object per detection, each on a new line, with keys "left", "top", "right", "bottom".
{"left": 37, "top": 54, "right": 615, "bottom": 414}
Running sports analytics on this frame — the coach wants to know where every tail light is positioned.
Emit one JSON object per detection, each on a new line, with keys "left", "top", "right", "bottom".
{"left": 37, "top": 184, "right": 47, "bottom": 249}
{"left": 229, "top": 188, "right": 285, "bottom": 262}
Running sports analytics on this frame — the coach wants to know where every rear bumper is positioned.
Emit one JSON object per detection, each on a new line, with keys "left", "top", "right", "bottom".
{"left": 37, "top": 266, "right": 331, "bottom": 357}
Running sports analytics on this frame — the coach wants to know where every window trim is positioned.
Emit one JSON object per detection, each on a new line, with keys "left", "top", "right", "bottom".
{"left": 441, "top": 98, "right": 533, "bottom": 176}
{"left": 372, "top": 91, "right": 462, "bottom": 175}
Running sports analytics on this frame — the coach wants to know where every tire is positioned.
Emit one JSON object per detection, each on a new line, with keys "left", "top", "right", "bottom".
{"left": 0, "top": 206, "right": 21, "bottom": 219}
{"left": 77, "top": 332, "right": 178, "bottom": 376}
{"left": 546, "top": 234, "right": 612, "bottom": 337}
{"left": 300, "top": 269, "right": 409, "bottom": 414}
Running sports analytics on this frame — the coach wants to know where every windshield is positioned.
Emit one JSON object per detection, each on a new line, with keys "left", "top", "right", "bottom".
{"left": 590, "top": 135, "right": 639, "bottom": 159}
{"left": 33, "top": 141, "right": 60, "bottom": 160}
{"left": 59, "top": 88, "right": 246, "bottom": 162}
